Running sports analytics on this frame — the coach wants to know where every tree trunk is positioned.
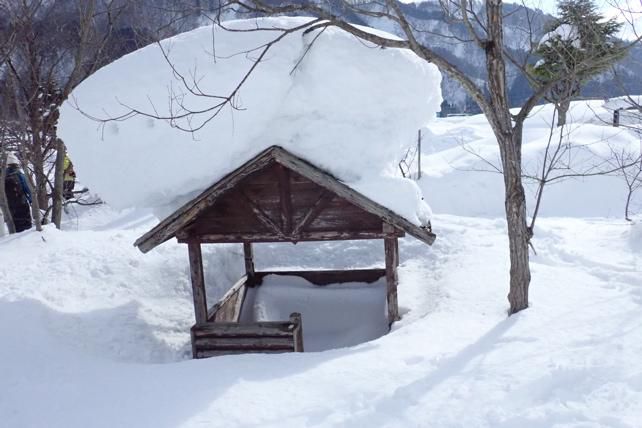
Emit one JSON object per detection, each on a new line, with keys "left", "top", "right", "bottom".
{"left": 485, "top": 0, "right": 531, "bottom": 315}
{"left": 31, "top": 136, "right": 49, "bottom": 218}
{"left": 557, "top": 98, "right": 570, "bottom": 127}
{"left": 625, "top": 188, "right": 633, "bottom": 221}
{"left": 51, "top": 139, "right": 65, "bottom": 228}
{"left": 503, "top": 133, "right": 531, "bottom": 314}
{"left": 23, "top": 167, "right": 43, "bottom": 232}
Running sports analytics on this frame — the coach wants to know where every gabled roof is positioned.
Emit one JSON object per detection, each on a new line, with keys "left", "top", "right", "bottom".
{"left": 135, "top": 146, "right": 436, "bottom": 252}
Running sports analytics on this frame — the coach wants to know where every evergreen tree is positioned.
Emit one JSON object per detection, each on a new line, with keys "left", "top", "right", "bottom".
{"left": 533, "top": 0, "right": 625, "bottom": 126}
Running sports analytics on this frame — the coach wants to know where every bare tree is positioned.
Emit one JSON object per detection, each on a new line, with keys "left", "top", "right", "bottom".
{"left": 0, "top": 0, "right": 131, "bottom": 229}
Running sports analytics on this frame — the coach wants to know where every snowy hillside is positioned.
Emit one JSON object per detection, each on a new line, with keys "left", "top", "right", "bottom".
{"left": 3, "top": 98, "right": 642, "bottom": 426}
{"left": 420, "top": 100, "right": 642, "bottom": 217}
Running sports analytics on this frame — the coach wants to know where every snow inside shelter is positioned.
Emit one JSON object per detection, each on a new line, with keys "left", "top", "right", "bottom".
{"left": 240, "top": 275, "right": 389, "bottom": 352}
{"left": 58, "top": 17, "right": 442, "bottom": 227}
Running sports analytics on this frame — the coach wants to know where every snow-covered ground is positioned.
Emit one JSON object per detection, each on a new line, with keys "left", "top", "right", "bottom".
{"left": 3, "top": 16, "right": 642, "bottom": 428}
{"left": 1, "top": 197, "right": 641, "bottom": 427}
{"left": 420, "top": 101, "right": 641, "bottom": 217}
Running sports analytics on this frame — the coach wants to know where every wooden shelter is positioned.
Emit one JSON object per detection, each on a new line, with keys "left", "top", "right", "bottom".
{"left": 135, "top": 145, "right": 436, "bottom": 358}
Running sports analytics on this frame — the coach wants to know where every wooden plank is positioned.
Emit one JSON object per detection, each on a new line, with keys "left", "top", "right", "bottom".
{"left": 213, "top": 288, "right": 242, "bottom": 322}
{"left": 190, "top": 328, "right": 197, "bottom": 359}
{"left": 383, "top": 224, "right": 400, "bottom": 324}
{"left": 243, "top": 243, "right": 255, "bottom": 281}
{"left": 196, "top": 343, "right": 294, "bottom": 352}
{"left": 187, "top": 241, "right": 208, "bottom": 324}
{"left": 207, "top": 275, "right": 248, "bottom": 321}
{"left": 195, "top": 349, "right": 291, "bottom": 358}
{"left": 276, "top": 164, "right": 293, "bottom": 234}
{"left": 240, "top": 191, "right": 286, "bottom": 239}
{"left": 178, "top": 230, "right": 397, "bottom": 244}
{"left": 291, "top": 312, "right": 304, "bottom": 352}
{"left": 194, "top": 337, "right": 294, "bottom": 347}
{"left": 291, "top": 190, "right": 334, "bottom": 238}
{"left": 255, "top": 269, "right": 385, "bottom": 286}
{"left": 231, "top": 284, "right": 247, "bottom": 322}
{"left": 394, "top": 236, "right": 400, "bottom": 267}
{"left": 192, "top": 322, "right": 295, "bottom": 338}
{"left": 196, "top": 342, "right": 294, "bottom": 351}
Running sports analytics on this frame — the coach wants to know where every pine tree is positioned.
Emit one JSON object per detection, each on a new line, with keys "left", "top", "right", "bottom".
{"left": 533, "top": 0, "right": 625, "bottom": 126}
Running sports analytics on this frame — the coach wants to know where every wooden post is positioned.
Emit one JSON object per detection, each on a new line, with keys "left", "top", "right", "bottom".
{"left": 290, "top": 312, "right": 304, "bottom": 352}
{"left": 383, "top": 223, "right": 400, "bottom": 324}
{"left": 613, "top": 109, "right": 620, "bottom": 127}
{"left": 243, "top": 242, "right": 255, "bottom": 283}
{"left": 190, "top": 328, "right": 197, "bottom": 359}
{"left": 394, "top": 237, "right": 400, "bottom": 267}
{"left": 187, "top": 241, "right": 208, "bottom": 324}
{"left": 276, "top": 165, "right": 293, "bottom": 234}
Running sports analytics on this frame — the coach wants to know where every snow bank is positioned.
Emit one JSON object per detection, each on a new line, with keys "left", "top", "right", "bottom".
{"left": 420, "top": 100, "right": 642, "bottom": 217}
{"left": 59, "top": 17, "right": 441, "bottom": 225}
{"left": 240, "top": 274, "right": 388, "bottom": 351}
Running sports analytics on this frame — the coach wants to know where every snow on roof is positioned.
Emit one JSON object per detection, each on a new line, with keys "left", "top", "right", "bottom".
{"left": 58, "top": 17, "right": 442, "bottom": 227}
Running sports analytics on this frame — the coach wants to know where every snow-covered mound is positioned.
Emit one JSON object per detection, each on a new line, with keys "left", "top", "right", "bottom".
{"left": 59, "top": 17, "right": 441, "bottom": 225}
{"left": 420, "top": 100, "right": 642, "bottom": 217}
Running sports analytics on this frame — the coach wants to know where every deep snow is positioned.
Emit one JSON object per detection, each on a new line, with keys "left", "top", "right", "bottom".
{"left": 5, "top": 54, "right": 642, "bottom": 427}
{"left": 1, "top": 203, "right": 641, "bottom": 427}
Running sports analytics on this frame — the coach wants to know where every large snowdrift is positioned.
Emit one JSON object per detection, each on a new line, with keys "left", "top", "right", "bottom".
{"left": 59, "top": 17, "right": 442, "bottom": 225}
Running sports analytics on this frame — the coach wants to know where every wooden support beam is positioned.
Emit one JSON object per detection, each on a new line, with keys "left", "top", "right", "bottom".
{"left": 394, "top": 236, "right": 400, "bottom": 267}
{"left": 383, "top": 223, "right": 400, "bottom": 324}
{"left": 291, "top": 190, "right": 334, "bottom": 238}
{"left": 241, "top": 191, "right": 286, "bottom": 239}
{"left": 207, "top": 275, "right": 248, "bottom": 321}
{"left": 291, "top": 312, "right": 304, "bottom": 352}
{"left": 243, "top": 242, "right": 255, "bottom": 281}
{"left": 253, "top": 269, "right": 385, "bottom": 286}
{"left": 276, "top": 165, "right": 293, "bottom": 234}
{"left": 187, "top": 241, "right": 208, "bottom": 324}
{"left": 177, "top": 229, "right": 401, "bottom": 244}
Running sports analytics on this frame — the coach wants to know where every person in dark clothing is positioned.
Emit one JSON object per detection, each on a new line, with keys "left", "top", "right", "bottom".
{"left": 3, "top": 153, "right": 32, "bottom": 233}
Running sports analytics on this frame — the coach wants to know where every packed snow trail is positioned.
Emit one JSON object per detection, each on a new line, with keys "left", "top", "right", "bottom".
{"left": 1, "top": 205, "right": 641, "bottom": 427}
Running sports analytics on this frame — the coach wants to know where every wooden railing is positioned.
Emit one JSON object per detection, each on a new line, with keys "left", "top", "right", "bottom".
{"left": 191, "top": 312, "right": 303, "bottom": 358}
{"left": 192, "top": 269, "right": 384, "bottom": 358}
{"left": 207, "top": 275, "right": 248, "bottom": 323}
